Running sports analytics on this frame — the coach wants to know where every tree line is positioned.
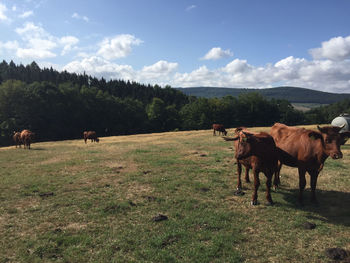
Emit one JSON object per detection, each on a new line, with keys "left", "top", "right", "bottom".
{"left": 0, "top": 60, "right": 346, "bottom": 146}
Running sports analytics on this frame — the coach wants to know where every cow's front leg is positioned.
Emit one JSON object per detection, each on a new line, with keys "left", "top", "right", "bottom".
{"left": 298, "top": 167, "right": 307, "bottom": 205}
{"left": 309, "top": 170, "right": 319, "bottom": 204}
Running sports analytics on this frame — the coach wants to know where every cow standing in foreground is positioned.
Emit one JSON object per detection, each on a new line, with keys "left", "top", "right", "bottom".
{"left": 224, "top": 127, "right": 251, "bottom": 192}
{"left": 225, "top": 130, "right": 279, "bottom": 205}
{"left": 213, "top": 124, "right": 227, "bottom": 136}
{"left": 20, "top": 129, "right": 35, "bottom": 149}
{"left": 13, "top": 131, "right": 22, "bottom": 148}
{"left": 83, "top": 131, "right": 99, "bottom": 143}
{"left": 270, "top": 123, "right": 350, "bottom": 205}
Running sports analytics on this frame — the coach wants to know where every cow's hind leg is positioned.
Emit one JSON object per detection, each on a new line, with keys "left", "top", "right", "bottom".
{"left": 265, "top": 171, "right": 274, "bottom": 205}
{"left": 273, "top": 162, "right": 282, "bottom": 190}
{"left": 251, "top": 169, "right": 260, "bottom": 205}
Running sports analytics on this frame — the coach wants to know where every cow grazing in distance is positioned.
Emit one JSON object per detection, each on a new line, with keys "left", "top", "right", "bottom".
{"left": 20, "top": 129, "right": 35, "bottom": 149}
{"left": 213, "top": 124, "right": 227, "bottom": 136}
{"left": 270, "top": 123, "right": 350, "bottom": 205}
{"left": 83, "top": 131, "right": 99, "bottom": 143}
{"left": 225, "top": 130, "right": 278, "bottom": 205}
{"left": 13, "top": 131, "right": 22, "bottom": 148}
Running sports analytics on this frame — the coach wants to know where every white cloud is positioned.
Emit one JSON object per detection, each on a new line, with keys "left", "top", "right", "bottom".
{"left": 14, "top": 22, "right": 79, "bottom": 59}
{"left": 142, "top": 60, "right": 178, "bottom": 76}
{"left": 223, "top": 59, "right": 252, "bottom": 74}
{"left": 0, "top": 40, "right": 19, "bottom": 50}
{"left": 64, "top": 56, "right": 135, "bottom": 80}
{"left": 72, "top": 12, "right": 89, "bottom": 22}
{"left": 19, "top": 10, "right": 34, "bottom": 18}
{"left": 174, "top": 66, "right": 222, "bottom": 87}
{"left": 202, "top": 47, "right": 233, "bottom": 60}
{"left": 309, "top": 35, "right": 350, "bottom": 61}
{"left": 186, "top": 5, "right": 196, "bottom": 12}
{"left": 16, "top": 48, "right": 56, "bottom": 59}
{"left": 97, "top": 34, "right": 143, "bottom": 60}
{"left": 15, "top": 22, "right": 48, "bottom": 39}
{"left": 0, "top": 3, "right": 9, "bottom": 21}
{"left": 60, "top": 36, "right": 79, "bottom": 55}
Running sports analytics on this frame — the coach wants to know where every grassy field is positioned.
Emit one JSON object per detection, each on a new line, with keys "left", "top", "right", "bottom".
{"left": 0, "top": 125, "right": 349, "bottom": 263}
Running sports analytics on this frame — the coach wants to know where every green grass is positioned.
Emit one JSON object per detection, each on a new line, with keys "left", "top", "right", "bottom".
{"left": 0, "top": 127, "right": 349, "bottom": 262}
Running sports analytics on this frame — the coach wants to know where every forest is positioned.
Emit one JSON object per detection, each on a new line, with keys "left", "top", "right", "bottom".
{"left": 0, "top": 60, "right": 349, "bottom": 146}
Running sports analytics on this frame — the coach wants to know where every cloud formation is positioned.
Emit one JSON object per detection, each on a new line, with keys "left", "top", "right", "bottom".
{"left": 309, "top": 36, "right": 350, "bottom": 61}
{"left": 72, "top": 12, "right": 89, "bottom": 22}
{"left": 97, "top": 34, "right": 143, "bottom": 60}
{"left": 186, "top": 5, "right": 197, "bottom": 12}
{"left": 19, "top": 10, "right": 34, "bottom": 18}
{"left": 8, "top": 22, "right": 79, "bottom": 59}
{"left": 2, "top": 11, "right": 350, "bottom": 94}
{"left": 202, "top": 47, "right": 233, "bottom": 60}
{"left": 0, "top": 3, "right": 8, "bottom": 21}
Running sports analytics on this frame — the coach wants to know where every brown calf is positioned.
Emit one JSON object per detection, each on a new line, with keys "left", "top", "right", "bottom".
{"left": 225, "top": 130, "right": 278, "bottom": 205}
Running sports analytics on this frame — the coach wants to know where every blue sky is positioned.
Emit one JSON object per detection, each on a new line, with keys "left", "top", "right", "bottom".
{"left": 1, "top": 0, "right": 350, "bottom": 93}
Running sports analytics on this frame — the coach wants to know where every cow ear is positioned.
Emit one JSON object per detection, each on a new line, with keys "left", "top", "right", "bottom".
{"left": 309, "top": 131, "right": 322, "bottom": 140}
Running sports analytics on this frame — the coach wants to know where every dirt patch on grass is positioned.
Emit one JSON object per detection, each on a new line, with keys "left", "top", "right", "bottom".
{"left": 63, "top": 222, "right": 88, "bottom": 231}
{"left": 14, "top": 197, "right": 41, "bottom": 211}
{"left": 125, "top": 181, "right": 154, "bottom": 200}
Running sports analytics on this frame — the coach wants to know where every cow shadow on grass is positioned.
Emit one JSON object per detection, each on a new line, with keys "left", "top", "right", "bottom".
{"left": 278, "top": 188, "right": 350, "bottom": 226}
{"left": 30, "top": 147, "right": 46, "bottom": 151}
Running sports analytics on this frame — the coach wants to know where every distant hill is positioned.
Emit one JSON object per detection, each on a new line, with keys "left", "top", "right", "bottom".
{"left": 175, "top": 86, "right": 350, "bottom": 104}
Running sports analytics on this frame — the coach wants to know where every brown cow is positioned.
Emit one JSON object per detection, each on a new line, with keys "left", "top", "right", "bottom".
{"left": 225, "top": 127, "right": 251, "bottom": 192}
{"left": 225, "top": 130, "right": 278, "bottom": 205}
{"left": 213, "top": 124, "right": 227, "bottom": 136}
{"left": 20, "top": 129, "right": 35, "bottom": 149}
{"left": 270, "top": 123, "right": 350, "bottom": 205}
{"left": 13, "top": 131, "right": 22, "bottom": 148}
{"left": 83, "top": 131, "right": 99, "bottom": 143}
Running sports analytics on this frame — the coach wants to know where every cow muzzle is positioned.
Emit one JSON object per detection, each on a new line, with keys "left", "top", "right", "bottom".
{"left": 331, "top": 152, "right": 343, "bottom": 159}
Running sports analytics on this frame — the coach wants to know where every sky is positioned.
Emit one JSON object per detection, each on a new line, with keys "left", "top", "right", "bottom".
{"left": 1, "top": 0, "right": 350, "bottom": 93}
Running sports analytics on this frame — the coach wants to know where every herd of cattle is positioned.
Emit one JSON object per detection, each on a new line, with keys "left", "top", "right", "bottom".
{"left": 213, "top": 123, "right": 350, "bottom": 206}
{"left": 13, "top": 130, "right": 35, "bottom": 149}
{"left": 12, "top": 123, "right": 349, "bottom": 206}
{"left": 13, "top": 130, "right": 100, "bottom": 149}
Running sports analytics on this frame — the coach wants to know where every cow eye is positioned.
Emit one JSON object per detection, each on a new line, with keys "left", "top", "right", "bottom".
{"left": 325, "top": 138, "right": 332, "bottom": 143}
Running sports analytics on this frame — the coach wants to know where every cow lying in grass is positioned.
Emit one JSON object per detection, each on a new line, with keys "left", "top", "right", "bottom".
{"left": 224, "top": 130, "right": 279, "bottom": 205}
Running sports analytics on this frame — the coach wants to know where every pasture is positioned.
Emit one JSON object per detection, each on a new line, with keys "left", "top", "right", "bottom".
{"left": 0, "top": 125, "right": 349, "bottom": 262}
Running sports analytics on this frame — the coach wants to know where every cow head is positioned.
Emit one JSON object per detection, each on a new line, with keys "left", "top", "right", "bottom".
{"left": 232, "top": 131, "right": 255, "bottom": 160}
{"left": 317, "top": 125, "right": 350, "bottom": 159}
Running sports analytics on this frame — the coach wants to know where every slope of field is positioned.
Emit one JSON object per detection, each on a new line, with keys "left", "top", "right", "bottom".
{"left": 176, "top": 86, "right": 350, "bottom": 104}
{"left": 1, "top": 127, "right": 349, "bottom": 262}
